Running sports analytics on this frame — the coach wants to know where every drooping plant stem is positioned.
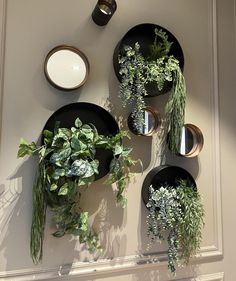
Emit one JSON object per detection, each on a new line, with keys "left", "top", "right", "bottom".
{"left": 165, "top": 63, "right": 186, "bottom": 153}
{"left": 146, "top": 179, "right": 204, "bottom": 274}
{"left": 30, "top": 163, "right": 47, "bottom": 264}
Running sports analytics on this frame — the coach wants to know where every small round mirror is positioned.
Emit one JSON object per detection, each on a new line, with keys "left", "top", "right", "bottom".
{"left": 44, "top": 45, "right": 89, "bottom": 91}
{"left": 127, "top": 107, "right": 160, "bottom": 136}
{"left": 178, "top": 124, "right": 204, "bottom": 157}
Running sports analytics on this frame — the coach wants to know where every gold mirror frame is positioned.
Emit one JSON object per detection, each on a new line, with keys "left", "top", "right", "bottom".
{"left": 127, "top": 106, "right": 160, "bottom": 136}
{"left": 179, "top": 123, "right": 204, "bottom": 157}
{"left": 44, "top": 45, "right": 89, "bottom": 91}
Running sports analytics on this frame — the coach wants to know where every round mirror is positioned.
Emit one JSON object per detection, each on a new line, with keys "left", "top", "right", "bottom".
{"left": 44, "top": 45, "right": 89, "bottom": 91}
{"left": 178, "top": 124, "right": 204, "bottom": 157}
{"left": 127, "top": 107, "right": 160, "bottom": 136}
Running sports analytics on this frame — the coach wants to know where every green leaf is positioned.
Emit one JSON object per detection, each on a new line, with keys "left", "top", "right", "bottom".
{"left": 50, "top": 183, "right": 58, "bottom": 191}
{"left": 121, "top": 147, "right": 132, "bottom": 157}
{"left": 17, "top": 139, "right": 37, "bottom": 158}
{"left": 96, "top": 137, "right": 109, "bottom": 147}
{"left": 53, "top": 168, "right": 65, "bottom": 178}
{"left": 79, "top": 140, "right": 87, "bottom": 151}
{"left": 58, "top": 183, "right": 69, "bottom": 196}
{"left": 51, "top": 131, "right": 70, "bottom": 148}
{"left": 83, "top": 163, "right": 95, "bottom": 178}
{"left": 20, "top": 137, "right": 28, "bottom": 145}
{"left": 114, "top": 144, "right": 123, "bottom": 156}
{"left": 80, "top": 126, "right": 94, "bottom": 141}
{"left": 52, "top": 230, "right": 66, "bottom": 237}
{"left": 75, "top": 118, "right": 82, "bottom": 128}
{"left": 71, "top": 159, "right": 89, "bottom": 176}
{"left": 80, "top": 212, "right": 89, "bottom": 225}
{"left": 50, "top": 147, "right": 71, "bottom": 163}
{"left": 109, "top": 158, "right": 121, "bottom": 174}
{"left": 39, "top": 147, "right": 46, "bottom": 160}
{"left": 78, "top": 175, "right": 95, "bottom": 186}
{"left": 71, "top": 136, "right": 81, "bottom": 150}
{"left": 43, "top": 130, "right": 53, "bottom": 145}
{"left": 71, "top": 150, "right": 91, "bottom": 160}
{"left": 90, "top": 160, "right": 99, "bottom": 175}
{"left": 58, "top": 128, "right": 72, "bottom": 139}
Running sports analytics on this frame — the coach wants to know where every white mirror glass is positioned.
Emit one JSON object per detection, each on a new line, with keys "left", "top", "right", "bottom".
{"left": 45, "top": 47, "right": 89, "bottom": 90}
{"left": 179, "top": 126, "right": 195, "bottom": 155}
{"left": 138, "top": 110, "right": 156, "bottom": 135}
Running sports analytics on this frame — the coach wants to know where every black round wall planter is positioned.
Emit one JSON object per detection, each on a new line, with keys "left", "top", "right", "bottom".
{"left": 142, "top": 165, "right": 196, "bottom": 207}
{"left": 43, "top": 102, "right": 119, "bottom": 180}
{"left": 113, "top": 23, "right": 184, "bottom": 97}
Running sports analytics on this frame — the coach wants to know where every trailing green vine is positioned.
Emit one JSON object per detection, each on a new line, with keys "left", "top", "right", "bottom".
{"left": 118, "top": 28, "right": 186, "bottom": 153}
{"left": 146, "top": 179, "right": 204, "bottom": 274}
{"left": 17, "top": 118, "right": 139, "bottom": 264}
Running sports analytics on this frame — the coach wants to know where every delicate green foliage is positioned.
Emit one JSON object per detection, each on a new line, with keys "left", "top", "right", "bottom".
{"left": 149, "top": 28, "right": 173, "bottom": 60}
{"left": 118, "top": 28, "right": 186, "bottom": 152}
{"left": 147, "top": 179, "right": 204, "bottom": 275}
{"left": 17, "top": 117, "right": 139, "bottom": 264}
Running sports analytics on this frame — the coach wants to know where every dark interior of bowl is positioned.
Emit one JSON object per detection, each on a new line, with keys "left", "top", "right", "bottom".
{"left": 113, "top": 23, "right": 184, "bottom": 97}
{"left": 142, "top": 165, "right": 196, "bottom": 207}
{"left": 42, "top": 102, "right": 119, "bottom": 180}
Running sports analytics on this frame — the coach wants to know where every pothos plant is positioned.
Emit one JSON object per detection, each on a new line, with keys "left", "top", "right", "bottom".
{"left": 119, "top": 28, "right": 186, "bottom": 153}
{"left": 17, "top": 117, "right": 140, "bottom": 264}
{"left": 146, "top": 179, "right": 204, "bottom": 275}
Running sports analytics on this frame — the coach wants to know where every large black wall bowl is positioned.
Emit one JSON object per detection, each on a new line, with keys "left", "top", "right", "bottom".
{"left": 113, "top": 23, "right": 184, "bottom": 97}
{"left": 142, "top": 165, "right": 196, "bottom": 207}
{"left": 43, "top": 102, "right": 119, "bottom": 180}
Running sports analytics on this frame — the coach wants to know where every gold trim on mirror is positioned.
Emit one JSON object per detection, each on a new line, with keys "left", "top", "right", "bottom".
{"left": 127, "top": 106, "right": 160, "bottom": 136}
{"left": 179, "top": 123, "right": 204, "bottom": 157}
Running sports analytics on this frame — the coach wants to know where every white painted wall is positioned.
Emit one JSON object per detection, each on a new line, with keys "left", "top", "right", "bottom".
{"left": 0, "top": 0, "right": 235, "bottom": 280}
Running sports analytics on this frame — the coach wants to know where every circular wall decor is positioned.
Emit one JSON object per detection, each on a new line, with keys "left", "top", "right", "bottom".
{"left": 142, "top": 165, "right": 196, "bottom": 207}
{"left": 92, "top": 0, "right": 117, "bottom": 26}
{"left": 44, "top": 45, "right": 89, "bottom": 91}
{"left": 127, "top": 106, "right": 160, "bottom": 136}
{"left": 43, "top": 102, "right": 119, "bottom": 179}
{"left": 177, "top": 124, "right": 204, "bottom": 157}
{"left": 113, "top": 23, "right": 184, "bottom": 96}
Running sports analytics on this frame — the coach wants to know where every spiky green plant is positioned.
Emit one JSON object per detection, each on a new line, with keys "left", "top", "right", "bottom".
{"left": 146, "top": 179, "right": 204, "bottom": 274}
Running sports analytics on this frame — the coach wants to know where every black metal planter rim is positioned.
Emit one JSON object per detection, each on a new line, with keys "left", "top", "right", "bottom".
{"left": 113, "top": 23, "right": 184, "bottom": 97}
{"left": 42, "top": 102, "right": 119, "bottom": 180}
{"left": 141, "top": 165, "right": 196, "bottom": 208}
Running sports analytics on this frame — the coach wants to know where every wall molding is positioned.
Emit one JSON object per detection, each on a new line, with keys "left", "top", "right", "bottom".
{"left": 206, "top": 0, "right": 223, "bottom": 259}
{"left": 195, "top": 272, "right": 224, "bottom": 281}
{"left": 0, "top": 0, "right": 223, "bottom": 280}
{"left": 0, "top": 0, "right": 6, "bottom": 148}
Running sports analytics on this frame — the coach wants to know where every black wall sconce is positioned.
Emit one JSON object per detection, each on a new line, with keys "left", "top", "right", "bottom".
{"left": 92, "top": 0, "right": 117, "bottom": 26}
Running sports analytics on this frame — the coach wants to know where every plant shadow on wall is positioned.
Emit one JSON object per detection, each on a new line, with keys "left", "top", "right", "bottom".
{"left": 15, "top": 116, "right": 140, "bottom": 267}
{"left": 78, "top": 179, "right": 128, "bottom": 260}
{"left": 0, "top": 154, "right": 82, "bottom": 271}
{"left": 0, "top": 178, "right": 25, "bottom": 271}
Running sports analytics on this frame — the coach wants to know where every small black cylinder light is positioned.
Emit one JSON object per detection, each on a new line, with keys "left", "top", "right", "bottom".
{"left": 92, "top": 0, "right": 117, "bottom": 26}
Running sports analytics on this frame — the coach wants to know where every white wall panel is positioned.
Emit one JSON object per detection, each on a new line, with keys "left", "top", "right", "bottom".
{"left": 0, "top": 0, "right": 233, "bottom": 280}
